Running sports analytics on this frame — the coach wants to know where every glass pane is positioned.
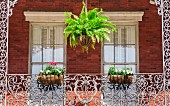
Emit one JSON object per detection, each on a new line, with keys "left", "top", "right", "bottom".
{"left": 42, "top": 27, "right": 54, "bottom": 45}
{"left": 54, "top": 45, "right": 64, "bottom": 62}
{"left": 104, "top": 31, "right": 114, "bottom": 44}
{"left": 104, "top": 46, "right": 114, "bottom": 62}
{"left": 126, "top": 26, "right": 136, "bottom": 44}
{"left": 43, "top": 64, "right": 64, "bottom": 69}
{"left": 32, "top": 45, "right": 42, "bottom": 62}
{"left": 49, "top": 27, "right": 54, "bottom": 44}
{"left": 43, "top": 45, "right": 53, "bottom": 62}
{"left": 115, "top": 65, "right": 125, "bottom": 71}
{"left": 115, "top": 26, "right": 126, "bottom": 44}
{"left": 54, "top": 25, "right": 64, "bottom": 44}
{"left": 125, "top": 65, "right": 136, "bottom": 74}
{"left": 56, "top": 64, "right": 64, "bottom": 68}
{"left": 32, "top": 26, "right": 41, "bottom": 44}
{"left": 43, "top": 64, "right": 48, "bottom": 70}
{"left": 126, "top": 45, "right": 136, "bottom": 62}
{"left": 42, "top": 27, "right": 49, "bottom": 45}
{"left": 115, "top": 45, "right": 125, "bottom": 63}
{"left": 104, "top": 65, "right": 114, "bottom": 74}
{"left": 32, "top": 64, "right": 42, "bottom": 74}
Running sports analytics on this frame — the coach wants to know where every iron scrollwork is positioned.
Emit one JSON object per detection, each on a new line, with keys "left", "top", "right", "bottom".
{"left": 2, "top": 74, "right": 166, "bottom": 106}
{"left": 0, "top": 0, "right": 170, "bottom": 105}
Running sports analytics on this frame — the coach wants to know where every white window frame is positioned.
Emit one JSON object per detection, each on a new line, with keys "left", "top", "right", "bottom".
{"left": 101, "top": 11, "right": 144, "bottom": 74}
{"left": 28, "top": 23, "right": 66, "bottom": 74}
{"left": 101, "top": 22, "right": 139, "bottom": 74}
{"left": 24, "top": 12, "right": 67, "bottom": 74}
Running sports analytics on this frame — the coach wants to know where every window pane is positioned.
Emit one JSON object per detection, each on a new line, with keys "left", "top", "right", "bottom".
{"left": 103, "top": 25, "right": 137, "bottom": 74}
{"left": 54, "top": 25, "right": 64, "bottom": 44}
{"left": 32, "top": 64, "right": 42, "bottom": 74}
{"left": 32, "top": 45, "right": 42, "bottom": 62}
{"left": 115, "top": 45, "right": 125, "bottom": 63}
{"left": 104, "top": 31, "right": 114, "bottom": 44}
{"left": 42, "top": 27, "right": 52, "bottom": 45}
{"left": 43, "top": 64, "right": 64, "bottom": 69}
{"left": 115, "top": 65, "right": 125, "bottom": 71}
{"left": 42, "top": 64, "right": 48, "bottom": 70}
{"left": 115, "top": 26, "right": 126, "bottom": 44}
{"left": 56, "top": 64, "right": 64, "bottom": 68}
{"left": 104, "top": 65, "right": 114, "bottom": 74}
{"left": 126, "top": 26, "right": 136, "bottom": 44}
{"left": 31, "top": 24, "right": 65, "bottom": 74}
{"left": 49, "top": 27, "right": 54, "bottom": 44}
{"left": 126, "top": 45, "right": 136, "bottom": 62}
{"left": 43, "top": 45, "right": 53, "bottom": 62}
{"left": 104, "top": 46, "right": 114, "bottom": 62}
{"left": 32, "top": 26, "right": 41, "bottom": 44}
{"left": 54, "top": 45, "right": 64, "bottom": 62}
{"left": 42, "top": 27, "right": 54, "bottom": 45}
{"left": 125, "top": 65, "right": 136, "bottom": 74}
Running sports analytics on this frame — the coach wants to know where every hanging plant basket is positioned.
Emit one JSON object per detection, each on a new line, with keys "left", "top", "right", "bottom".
{"left": 77, "top": 35, "right": 93, "bottom": 46}
{"left": 64, "top": 1, "right": 116, "bottom": 53}
{"left": 76, "top": 35, "right": 96, "bottom": 52}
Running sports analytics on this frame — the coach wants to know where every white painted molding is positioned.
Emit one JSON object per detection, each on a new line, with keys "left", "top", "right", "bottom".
{"left": 150, "top": 0, "right": 156, "bottom": 5}
{"left": 24, "top": 12, "right": 68, "bottom": 22}
{"left": 24, "top": 11, "right": 144, "bottom": 22}
{"left": 104, "top": 12, "right": 144, "bottom": 22}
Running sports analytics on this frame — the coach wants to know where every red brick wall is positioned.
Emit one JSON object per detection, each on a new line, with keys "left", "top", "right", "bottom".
{"left": 8, "top": 0, "right": 162, "bottom": 74}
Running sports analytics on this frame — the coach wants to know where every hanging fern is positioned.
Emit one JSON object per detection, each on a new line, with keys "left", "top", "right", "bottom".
{"left": 64, "top": 1, "right": 116, "bottom": 52}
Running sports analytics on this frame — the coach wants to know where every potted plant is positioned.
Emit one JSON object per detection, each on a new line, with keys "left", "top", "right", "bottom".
{"left": 37, "top": 62, "right": 66, "bottom": 86}
{"left": 64, "top": 1, "right": 116, "bottom": 52}
{"left": 108, "top": 67, "right": 133, "bottom": 84}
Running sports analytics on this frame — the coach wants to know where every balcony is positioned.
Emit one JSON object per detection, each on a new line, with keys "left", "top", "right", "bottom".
{"left": 0, "top": 73, "right": 169, "bottom": 106}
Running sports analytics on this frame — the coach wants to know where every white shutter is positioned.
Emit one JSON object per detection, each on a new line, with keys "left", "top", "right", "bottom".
{"left": 42, "top": 26, "right": 48, "bottom": 47}
{"left": 32, "top": 26, "right": 41, "bottom": 45}
{"left": 126, "top": 26, "right": 136, "bottom": 44}
{"left": 54, "top": 25, "right": 64, "bottom": 44}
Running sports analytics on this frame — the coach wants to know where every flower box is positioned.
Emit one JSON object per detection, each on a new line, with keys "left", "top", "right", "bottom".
{"left": 108, "top": 75, "right": 133, "bottom": 84}
{"left": 108, "top": 67, "right": 133, "bottom": 85}
{"left": 37, "top": 62, "right": 65, "bottom": 86}
{"left": 37, "top": 75, "right": 64, "bottom": 86}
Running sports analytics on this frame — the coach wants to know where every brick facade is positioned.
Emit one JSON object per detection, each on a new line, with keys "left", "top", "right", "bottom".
{"left": 8, "top": 0, "right": 162, "bottom": 74}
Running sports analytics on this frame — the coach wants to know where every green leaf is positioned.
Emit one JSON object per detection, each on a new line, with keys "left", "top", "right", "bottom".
{"left": 64, "top": 1, "right": 116, "bottom": 53}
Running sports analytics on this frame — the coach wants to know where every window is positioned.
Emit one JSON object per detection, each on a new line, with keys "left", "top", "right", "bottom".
{"left": 102, "top": 23, "right": 138, "bottom": 74}
{"left": 30, "top": 23, "right": 66, "bottom": 74}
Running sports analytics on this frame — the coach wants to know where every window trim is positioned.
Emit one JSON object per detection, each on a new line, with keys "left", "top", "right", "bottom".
{"left": 24, "top": 12, "right": 69, "bottom": 22}
{"left": 28, "top": 23, "right": 66, "bottom": 74}
{"left": 101, "top": 22, "right": 139, "bottom": 74}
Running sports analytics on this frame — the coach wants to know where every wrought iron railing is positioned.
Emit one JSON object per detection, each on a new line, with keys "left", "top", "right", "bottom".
{"left": 0, "top": 73, "right": 169, "bottom": 106}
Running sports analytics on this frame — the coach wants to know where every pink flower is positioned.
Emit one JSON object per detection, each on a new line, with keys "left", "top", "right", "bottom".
{"left": 49, "top": 62, "right": 58, "bottom": 66}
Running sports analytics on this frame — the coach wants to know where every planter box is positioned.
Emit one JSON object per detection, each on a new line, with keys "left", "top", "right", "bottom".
{"left": 108, "top": 75, "right": 133, "bottom": 84}
{"left": 37, "top": 75, "right": 64, "bottom": 86}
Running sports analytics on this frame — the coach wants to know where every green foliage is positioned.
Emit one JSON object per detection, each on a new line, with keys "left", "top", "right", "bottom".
{"left": 64, "top": 1, "right": 116, "bottom": 50}
{"left": 108, "top": 67, "right": 116, "bottom": 75}
{"left": 40, "top": 65, "right": 66, "bottom": 76}
{"left": 108, "top": 67, "right": 133, "bottom": 76}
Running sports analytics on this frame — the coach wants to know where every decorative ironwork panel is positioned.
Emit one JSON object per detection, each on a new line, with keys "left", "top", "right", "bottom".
{"left": 155, "top": 0, "right": 170, "bottom": 105}
{"left": 0, "top": 0, "right": 8, "bottom": 105}
{"left": 163, "top": 0, "right": 170, "bottom": 105}
{"left": 2, "top": 74, "right": 165, "bottom": 106}
{"left": 0, "top": 0, "right": 17, "bottom": 105}
{"left": 0, "top": 0, "right": 169, "bottom": 105}
{"left": 6, "top": 75, "right": 65, "bottom": 106}
{"left": 101, "top": 74, "right": 165, "bottom": 106}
